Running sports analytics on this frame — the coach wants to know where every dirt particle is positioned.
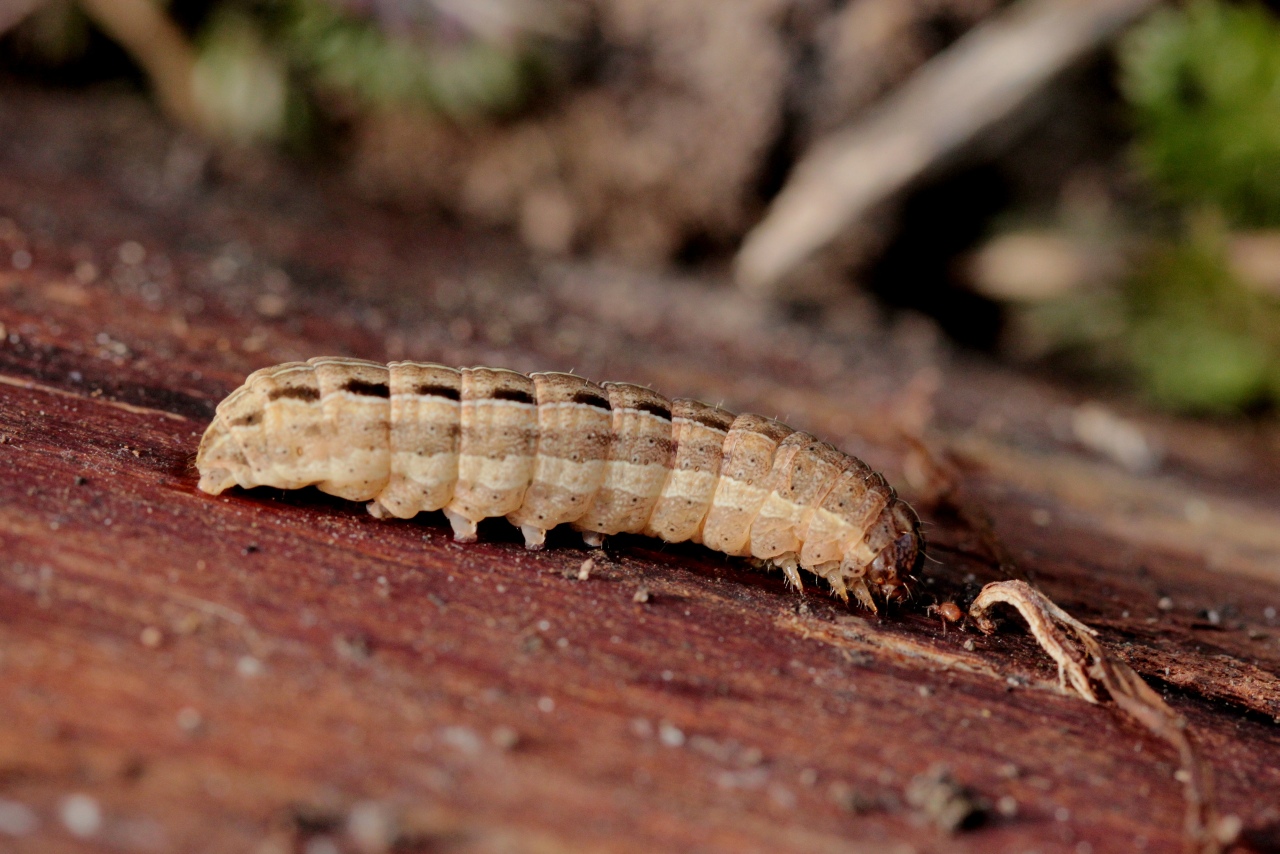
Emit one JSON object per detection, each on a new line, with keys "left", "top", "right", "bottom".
{"left": 0, "top": 798, "right": 38, "bottom": 836}
{"left": 139, "top": 626, "right": 162, "bottom": 648}
{"left": 828, "top": 781, "right": 894, "bottom": 815}
{"left": 176, "top": 707, "right": 203, "bottom": 733}
{"left": 255, "top": 293, "right": 288, "bottom": 317}
{"left": 905, "top": 766, "right": 988, "bottom": 833}
{"left": 658, "top": 722, "right": 685, "bottom": 747}
{"left": 346, "top": 801, "right": 398, "bottom": 854}
{"left": 490, "top": 726, "right": 519, "bottom": 750}
{"left": 118, "top": 241, "right": 146, "bottom": 265}
{"left": 633, "top": 585, "right": 651, "bottom": 604}
{"left": 440, "top": 726, "right": 482, "bottom": 755}
{"left": 59, "top": 794, "right": 101, "bottom": 838}
{"left": 333, "top": 633, "right": 371, "bottom": 662}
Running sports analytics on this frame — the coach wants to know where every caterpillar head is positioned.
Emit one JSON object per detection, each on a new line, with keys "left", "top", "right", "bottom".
{"left": 866, "top": 500, "right": 923, "bottom": 602}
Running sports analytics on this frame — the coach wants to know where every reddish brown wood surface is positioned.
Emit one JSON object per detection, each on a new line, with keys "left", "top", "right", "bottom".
{"left": 2, "top": 84, "right": 1280, "bottom": 854}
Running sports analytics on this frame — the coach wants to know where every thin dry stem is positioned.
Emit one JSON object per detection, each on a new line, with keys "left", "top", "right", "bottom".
{"left": 970, "top": 580, "right": 1238, "bottom": 854}
{"left": 735, "top": 0, "right": 1159, "bottom": 295}
{"left": 77, "top": 0, "right": 202, "bottom": 131}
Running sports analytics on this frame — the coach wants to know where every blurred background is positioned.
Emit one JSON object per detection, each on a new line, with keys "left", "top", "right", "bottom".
{"left": 3, "top": 0, "right": 1280, "bottom": 416}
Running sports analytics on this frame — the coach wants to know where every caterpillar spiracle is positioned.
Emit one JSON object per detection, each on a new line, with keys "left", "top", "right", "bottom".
{"left": 196, "top": 358, "right": 923, "bottom": 608}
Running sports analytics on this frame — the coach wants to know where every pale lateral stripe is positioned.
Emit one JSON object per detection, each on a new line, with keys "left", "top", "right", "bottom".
{"left": 710, "top": 477, "right": 769, "bottom": 512}
{"left": 660, "top": 468, "right": 717, "bottom": 500}
{"left": 463, "top": 398, "right": 536, "bottom": 410}
{"left": 805, "top": 506, "right": 849, "bottom": 540}
{"left": 264, "top": 396, "right": 323, "bottom": 410}
{"left": 394, "top": 394, "right": 461, "bottom": 405}
{"left": 324, "top": 448, "right": 388, "bottom": 475}
{"left": 601, "top": 459, "right": 668, "bottom": 494}
{"left": 535, "top": 400, "right": 611, "bottom": 414}
{"left": 320, "top": 390, "right": 391, "bottom": 404}
{"left": 527, "top": 455, "right": 606, "bottom": 492}
{"left": 391, "top": 451, "right": 458, "bottom": 483}
{"left": 754, "top": 493, "right": 806, "bottom": 526}
{"left": 458, "top": 454, "right": 536, "bottom": 491}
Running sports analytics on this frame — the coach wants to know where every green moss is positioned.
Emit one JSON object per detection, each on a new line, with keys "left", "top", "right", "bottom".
{"left": 1122, "top": 228, "right": 1280, "bottom": 412}
{"left": 279, "top": 0, "right": 540, "bottom": 118}
{"left": 1079, "top": 1, "right": 1280, "bottom": 412}
{"left": 1120, "top": 1, "right": 1280, "bottom": 226}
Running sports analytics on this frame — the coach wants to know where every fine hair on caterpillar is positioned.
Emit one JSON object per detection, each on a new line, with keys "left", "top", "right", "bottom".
{"left": 196, "top": 357, "right": 924, "bottom": 609}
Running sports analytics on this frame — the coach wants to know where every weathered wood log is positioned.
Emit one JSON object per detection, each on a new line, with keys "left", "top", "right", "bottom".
{"left": 1, "top": 83, "right": 1279, "bottom": 853}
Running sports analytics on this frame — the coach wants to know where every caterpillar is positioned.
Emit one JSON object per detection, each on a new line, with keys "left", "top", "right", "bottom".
{"left": 196, "top": 357, "right": 923, "bottom": 609}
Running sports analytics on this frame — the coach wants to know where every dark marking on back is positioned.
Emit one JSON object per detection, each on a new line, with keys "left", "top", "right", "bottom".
{"left": 230, "top": 411, "right": 262, "bottom": 427}
{"left": 415, "top": 383, "right": 461, "bottom": 400}
{"left": 570, "top": 390, "right": 612, "bottom": 411}
{"left": 268, "top": 386, "right": 321, "bottom": 402}
{"left": 635, "top": 401, "right": 672, "bottom": 421}
{"left": 342, "top": 379, "right": 390, "bottom": 398}
{"left": 692, "top": 409, "right": 734, "bottom": 431}
{"left": 492, "top": 388, "right": 535, "bottom": 405}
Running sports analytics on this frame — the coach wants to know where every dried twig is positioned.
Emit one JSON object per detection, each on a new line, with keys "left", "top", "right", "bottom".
{"left": 970, "top": 580, "right": 1239, "bottom": 854}
{"left": 77, "top": 0, "right": 203, "bottom": 131}
{"left": 735, "top": 0, "right": 1159, "bottom": 296}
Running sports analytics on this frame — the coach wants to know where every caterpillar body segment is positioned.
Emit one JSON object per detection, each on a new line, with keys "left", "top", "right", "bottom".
{"left": 197, "top": 357, "right": 923, "bottom": 606}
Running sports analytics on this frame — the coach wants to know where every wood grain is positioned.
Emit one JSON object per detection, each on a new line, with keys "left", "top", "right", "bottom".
{"left": 1, "top": 83, "right": 1279, "bottom": 854}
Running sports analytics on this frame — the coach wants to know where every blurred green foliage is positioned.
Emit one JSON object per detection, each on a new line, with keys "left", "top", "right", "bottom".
{"left": 190, "top": 0, "right": 545, "bottom": 142}
{"left": 1123, "top": 225, "right": 1280, "bottom": 412}
{"left": 281, "top": 0, "right": 538, "bottom": 119}
{"left": 1104, "top": 1, "right": 1280, "bottom": 412}
{"left": 3, "top": 0, "right": 549, "bottom": 141}
{"left": 1121, "top": 0, "right": 1280, "bottom": 226}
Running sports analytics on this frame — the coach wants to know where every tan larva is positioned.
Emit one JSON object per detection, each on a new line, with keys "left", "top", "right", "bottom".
{"left": 196, "top": 358, "right": 923, "bottom": 608}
